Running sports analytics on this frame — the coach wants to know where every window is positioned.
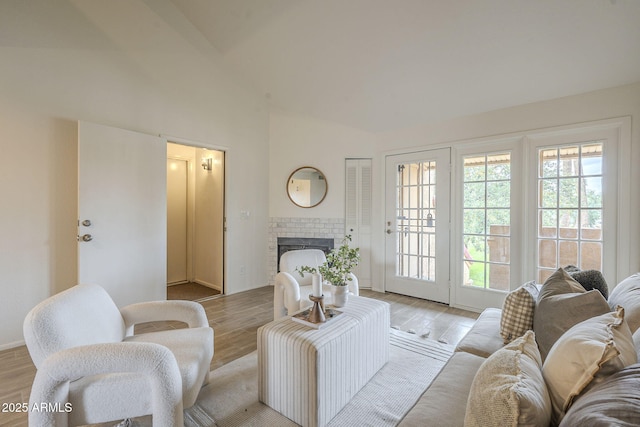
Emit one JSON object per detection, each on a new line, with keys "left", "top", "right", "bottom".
{"left": 537, "top": 143, "right": 603, "bottom": 283}
{"left": 462, "top": 153, "right": 511, "bottom": 290}
{"left": 453, "top": 117, "right": 627, "bottom": 310}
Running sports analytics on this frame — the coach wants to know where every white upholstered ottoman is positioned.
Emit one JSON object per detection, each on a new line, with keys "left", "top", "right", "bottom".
{"left": 258, "top": 296, "right": 390, "bottom": 427}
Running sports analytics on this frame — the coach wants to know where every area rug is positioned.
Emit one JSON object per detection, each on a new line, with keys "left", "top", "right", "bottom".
{"left": 181, "top": 329, "right": 453, "bottom": 427}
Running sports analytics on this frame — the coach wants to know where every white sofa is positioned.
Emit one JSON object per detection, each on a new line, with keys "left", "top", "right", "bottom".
{"left": 400, "top": 269, "right": 640, "bottom": 426}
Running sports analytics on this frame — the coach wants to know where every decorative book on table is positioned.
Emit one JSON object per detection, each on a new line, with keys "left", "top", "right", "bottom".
{"left": 291, "top": 307, "right": 343, "bottom": 329}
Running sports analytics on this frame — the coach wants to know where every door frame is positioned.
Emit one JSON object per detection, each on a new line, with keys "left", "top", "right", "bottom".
{"left": 164, "top": 135, "right": 227, "bottom": 295}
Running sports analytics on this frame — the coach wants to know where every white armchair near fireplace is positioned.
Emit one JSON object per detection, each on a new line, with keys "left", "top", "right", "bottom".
{"left": 274, "top": 249, "right": 359, "bottom": 320}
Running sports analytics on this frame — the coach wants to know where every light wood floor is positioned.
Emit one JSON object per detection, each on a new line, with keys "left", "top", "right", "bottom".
{"left": 0, "top": 286, "right": 478, "bottom": 426}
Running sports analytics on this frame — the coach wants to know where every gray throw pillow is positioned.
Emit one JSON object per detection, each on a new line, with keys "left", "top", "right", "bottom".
{"left": 559, "top": 363, "right": 640, "bottom": 426}
{"left": 533, "top": 268, "right": 610, "bottom": 361}
{"left": 565, "top": 267, "right": 609, "bottom": 299}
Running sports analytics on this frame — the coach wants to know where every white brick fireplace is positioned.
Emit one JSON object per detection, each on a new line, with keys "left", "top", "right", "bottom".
{"left": 268, "top": 217, "right": 345, "bottom": 284}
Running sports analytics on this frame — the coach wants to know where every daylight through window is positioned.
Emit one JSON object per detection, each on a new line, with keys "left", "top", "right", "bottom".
{"left": 462, "top": 153, "right": 511, "bottom": 290}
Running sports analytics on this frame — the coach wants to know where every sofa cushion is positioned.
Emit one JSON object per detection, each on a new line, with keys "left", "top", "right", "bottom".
{"left": 542, "top": 307, "right": 637, "bottom": 425}
{"left": 464, "top": 331, "right": 551, "bottom": 427}
{"left": 399, "top": 351, "right": 485, "bottom": 427}
{"left": 609, "top": 273, "right": 640, "bottom": 334}
{"left": 533, "top": 268, "right": 610, "bottom": 361}
{"left": 455, "top": 307, "right": 504, "bottom": 358}
{"left": 559, "top": 363, "right": 640, "bottom": 426}
{"left": 500, "top": 281, "right": 539, "bottom": 344}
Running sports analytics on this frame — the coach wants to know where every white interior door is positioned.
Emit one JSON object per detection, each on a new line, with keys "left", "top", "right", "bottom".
{"left": 385, "top": 149, "right": 451, "bottom": 303}
{"left": 167, "top": 158, "right": 188, "bottom": 285}
{"left": 78, "top": 121, "right": 167, "bottom": 306}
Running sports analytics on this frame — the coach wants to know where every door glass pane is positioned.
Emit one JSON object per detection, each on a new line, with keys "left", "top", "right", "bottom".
{"left": 539, "top": 210, "right": 557, "bottom": 238}
{"left": 540, "top": 149, "right": 558, "bottom": 177}
{"left": 540, "top": 179, "right": 558, "bottom": 207}
{"left": 395, "top": 161, "right": 436, "bottom": 281}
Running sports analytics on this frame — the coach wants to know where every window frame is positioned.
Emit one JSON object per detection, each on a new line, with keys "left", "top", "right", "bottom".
{"left": 451, "top": 117, "right": 630, "bottom": 311}
{"left": 462, "top": 151, "right": 513, "bottom": 291}
{"left": 452, "top": 137, "right": 524, "bottom": 310}
{"left": 524, "top": 119, "right": 629, "bottom": 286}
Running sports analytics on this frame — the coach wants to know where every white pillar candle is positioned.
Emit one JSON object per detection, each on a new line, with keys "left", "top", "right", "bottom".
{"left": 312, "top": 273, "right": 322, "bottom": 297}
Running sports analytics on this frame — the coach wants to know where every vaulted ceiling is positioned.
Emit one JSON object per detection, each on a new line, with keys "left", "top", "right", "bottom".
{"left": 173, "top": 0, "right": 639, "bottom": 132}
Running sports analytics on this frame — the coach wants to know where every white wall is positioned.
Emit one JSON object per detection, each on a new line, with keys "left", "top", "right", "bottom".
{"left": 194, "top": 148, "right": 224, "bottom": 290}
{"left": 0, "top": 107, "right": 79, "bottom": 349}
{"left": 0, "top": 0, "right": 269, "bottom": 349}
{"left": 269, "top": 110, "right": 377, "bottom": 219}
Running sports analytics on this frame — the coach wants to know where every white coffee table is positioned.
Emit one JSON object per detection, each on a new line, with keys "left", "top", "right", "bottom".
{"left": 258, "top": 295, "right": 390, "bottom": 427}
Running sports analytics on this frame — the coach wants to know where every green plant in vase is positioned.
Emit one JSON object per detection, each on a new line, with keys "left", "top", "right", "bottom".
{"left": 297, "top": 235, "right": 360, "bottom": 307}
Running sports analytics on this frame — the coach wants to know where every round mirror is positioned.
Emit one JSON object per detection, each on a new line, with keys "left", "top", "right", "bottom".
{"left": 286, "top": 166, "right": 328, "bottom": 208}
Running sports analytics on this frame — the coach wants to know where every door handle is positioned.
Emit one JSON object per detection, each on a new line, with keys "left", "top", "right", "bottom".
{"left": 79, "top": 234, "right": 93, "bottom": 242}
{"left": 386, "top": 229, "right": 393, "bottom": 234}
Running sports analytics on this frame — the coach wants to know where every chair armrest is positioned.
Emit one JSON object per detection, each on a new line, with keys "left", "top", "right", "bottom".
{"left": 120, "top": 300, "right": 209, "bottom": 333}
{"left": 274, "top": 272, "right": 302, "bottom": 319}
{"left": 29, "top": 342, "right": 183, "bottom": 427}
{"left": 347, "top": 273, "right": 359, "bottom": 296}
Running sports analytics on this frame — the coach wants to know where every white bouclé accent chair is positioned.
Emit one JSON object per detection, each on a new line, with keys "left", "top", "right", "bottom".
{"left": 23, "top": 284, "right": 214, "bottom": 427}
{"left": 273, "top": 249, "right": 359, "bottom": 320}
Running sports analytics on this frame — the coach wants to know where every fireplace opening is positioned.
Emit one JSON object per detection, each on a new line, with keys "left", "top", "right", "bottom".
{"left": 277, "top": 237, "right": 334, "bottom": 272}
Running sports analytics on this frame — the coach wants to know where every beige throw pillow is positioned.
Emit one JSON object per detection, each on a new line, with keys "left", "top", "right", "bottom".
{"left": 500, "top": 281, "right": 539, "bottom": 344}
{"left": 465, "top": 330, "right": 551, "bottom": 427}
{"left": 533, "top": 268, "right": 610, "bottom": 361}
{"left": 608, "top": 273, "right": 640, "bottom": 333}
{"left": 542, "top": 307, "right": 637, "bottom": 425}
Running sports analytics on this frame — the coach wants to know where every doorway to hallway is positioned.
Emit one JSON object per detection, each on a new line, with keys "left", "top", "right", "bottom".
{"left": 167, "top": 142, "right": 225, "bottom": 300}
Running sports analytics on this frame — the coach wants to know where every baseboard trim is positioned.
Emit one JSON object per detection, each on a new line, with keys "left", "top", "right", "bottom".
{"left": 0, "top": 339, "right": 25, "bottom": 351}
{"left": 194, "top": 280, "right": 222, "bottom": 292}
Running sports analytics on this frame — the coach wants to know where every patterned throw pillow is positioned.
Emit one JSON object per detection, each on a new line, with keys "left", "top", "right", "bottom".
{"left": 500, "top": 281, "right": 539, "bottom": 344}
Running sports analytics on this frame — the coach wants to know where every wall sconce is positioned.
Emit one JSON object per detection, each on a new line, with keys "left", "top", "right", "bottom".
{"left": 202, "top": 158, "right": 212, "bottom": 171}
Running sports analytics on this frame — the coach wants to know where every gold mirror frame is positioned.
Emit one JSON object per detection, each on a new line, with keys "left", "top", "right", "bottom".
{"left": 286, "top": 166, "right": 328, "bottom": 208}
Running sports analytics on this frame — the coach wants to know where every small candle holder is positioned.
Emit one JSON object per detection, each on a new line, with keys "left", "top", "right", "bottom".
{"left": 307, "top": 294, "right": 326, "bottom": 324}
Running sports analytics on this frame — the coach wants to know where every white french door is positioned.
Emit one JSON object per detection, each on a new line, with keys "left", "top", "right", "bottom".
{"left": 385, "top": 149, "right": 451, "bottom": 303}
{"left": 78, "top": 121, "right": 167, "bottom": 307}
